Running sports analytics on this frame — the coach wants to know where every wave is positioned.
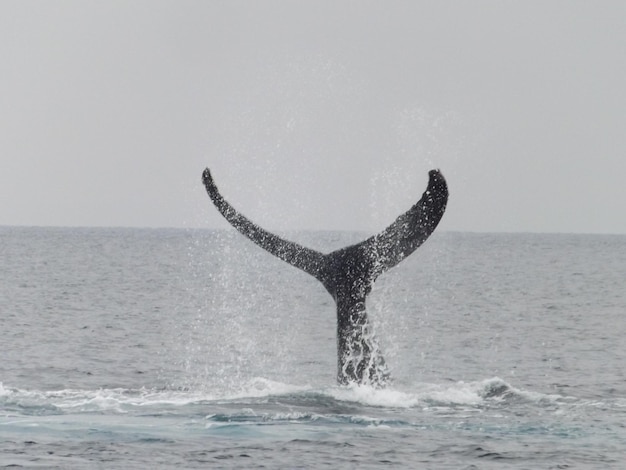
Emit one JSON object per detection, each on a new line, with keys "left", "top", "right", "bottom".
{"left": 2, "top": 378, "right": 613, "bottom": 445}
{"left": 1, "top": 377, "right": 574, "bottom": 417}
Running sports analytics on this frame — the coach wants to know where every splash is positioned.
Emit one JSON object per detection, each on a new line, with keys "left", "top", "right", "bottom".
{"left": 339, "top": 319, "right": 389, "bottom": 387}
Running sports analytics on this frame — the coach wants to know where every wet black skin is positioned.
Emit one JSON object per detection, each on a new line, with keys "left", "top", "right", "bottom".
{"left": 202, "top": 168, "right": 448, "bottom": 386}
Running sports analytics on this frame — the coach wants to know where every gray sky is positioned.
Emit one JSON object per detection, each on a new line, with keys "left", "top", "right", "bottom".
{"left": 2, "top": 1, "right": 625, "bottom": 234}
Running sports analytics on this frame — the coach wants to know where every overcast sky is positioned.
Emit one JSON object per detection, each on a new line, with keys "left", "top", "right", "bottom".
{"left": 2, "top": 1, "right": 625, "bottom": 234}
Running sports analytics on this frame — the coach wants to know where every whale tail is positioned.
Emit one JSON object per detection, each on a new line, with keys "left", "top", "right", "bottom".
{"left": 202, "top": 168, "right": 448, "bottom": 386}
{"left": 202, "top": 168, "right": 327, "bottom": 280}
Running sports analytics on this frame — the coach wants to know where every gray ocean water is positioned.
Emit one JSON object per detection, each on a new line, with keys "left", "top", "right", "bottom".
{"left": 1, "top": 226, "right": 625, "bottom": 469}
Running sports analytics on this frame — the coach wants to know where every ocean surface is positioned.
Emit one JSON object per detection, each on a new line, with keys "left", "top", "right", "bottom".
{"left": 1, "top": 226, "right": 625, "bottom": 469}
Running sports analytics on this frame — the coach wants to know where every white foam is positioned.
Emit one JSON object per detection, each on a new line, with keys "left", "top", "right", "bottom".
{"left": 0, "top": 377, "right": 574, "bottom": 415}
{"left": 323, "top": 377, "right": 566, "bottom": 409}
{"left": 225, "top": 377, "right": 313, "bottom": 399}
{"left": 328, "top": 383, "right": 420, "bottom": 408}
{"left": 420, "top": 383, "right": 484, "bottom": 406}
{"left": 0, "top": 385, "right": 218, "bottom": 413}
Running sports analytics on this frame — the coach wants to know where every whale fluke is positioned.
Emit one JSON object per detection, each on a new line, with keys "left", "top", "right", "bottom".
{"left": 202, "top": 169, "right": 327, "bottom": 279}
{"left": 202, "top": 167, "right": 448, "bottom": 386}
